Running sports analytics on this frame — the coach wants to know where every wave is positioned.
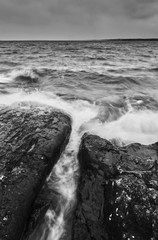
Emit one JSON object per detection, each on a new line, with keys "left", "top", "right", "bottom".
{"left": 14, "top": 76, "right": 38, "bottom": 84}
{"left": 0, "top": 67, "right": 141, "bottom": 91}
{"left": 83, "top": 56, "right": 107, "bottom": 61}
{"left": 94, "top": 96, "right": 129, "bottom": 122}
{"left": 0, "top": 88, "right": 9, "bottom": 94}
{"left": 76, "top": 94, "right": 158, "bottom": 145}
{"left": 0, "top": 69, "right": 10, "bottom": 74}
{"left": 86, "top": 109, "right": 158, "bottom": 145}
{"left": 140, "top": 54, "right": 151, "bottom": 58}
{"left": 59, "top": 71, "right": 140, "bottom": 87}
{"left": 149, "top": 67, "right": 158, "bottom": 72}
{"left": 13, "top": 69, "right": 40, "bottom": 83}
{"left": 56, "top": 93, "right": 93, "bottom": 103}
{"left": 129, "top": 95, "right": 158, "bottom": 111}
{"left": 0, "top": 61, "right": 20, "bottom": 67}
{"left": 123, "top": 76, "right": 140, "bottom": 85}
{"left": 0, "top": 68, "right": 42, "bottom": 85}
{"left": 94, "top": 75, "right": 140, "bottom": 87}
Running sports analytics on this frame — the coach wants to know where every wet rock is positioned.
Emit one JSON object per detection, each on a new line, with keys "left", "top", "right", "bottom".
{"left": 0, "top": 101, "right": 71, "bottom": 240}
{"left": 73, "top": 134, "right": 158, "bottom": 240}
{"left": 72, "top": 134, "right": 116, "bottom": 240}
{"left": 107, "top": 142, "right": 158, "bottom": 240}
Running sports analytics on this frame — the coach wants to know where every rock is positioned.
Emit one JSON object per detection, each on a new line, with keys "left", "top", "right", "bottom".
{"left": 72, "top": 134, "right": 115, "bottom": 240}
{"left": 107, "top": 142, "right": 158, "bottom": 240}
{"left": 0, "top": 102, "right": 71, "bottom": 240}
{"left": 73, "top": 134, "right": 158, "bottom": 240}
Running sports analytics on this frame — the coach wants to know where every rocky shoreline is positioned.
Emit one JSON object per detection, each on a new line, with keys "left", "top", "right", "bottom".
{"left": 0, "top": 103, "right": 158, "bottom": 240}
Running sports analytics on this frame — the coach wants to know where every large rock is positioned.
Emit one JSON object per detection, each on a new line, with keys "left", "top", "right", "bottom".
{"left": 0, "top": 102, "right": 71, "bottom": 240}
{"left": 73, "top": 134, "right": 158, "bottom": 240}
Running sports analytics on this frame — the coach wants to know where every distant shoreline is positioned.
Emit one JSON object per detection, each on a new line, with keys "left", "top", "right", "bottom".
{"left": 0, "top": 38, "right": 158, "bottom": 42}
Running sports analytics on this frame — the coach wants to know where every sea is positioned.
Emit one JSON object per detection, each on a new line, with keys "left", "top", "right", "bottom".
{"left": 1, "top": 40, "right": 158, "bottom": 239}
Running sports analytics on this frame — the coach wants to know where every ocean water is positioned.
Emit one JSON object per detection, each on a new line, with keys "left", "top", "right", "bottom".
{"left": 1, "top": 40, "right": 158, "bottom": 239}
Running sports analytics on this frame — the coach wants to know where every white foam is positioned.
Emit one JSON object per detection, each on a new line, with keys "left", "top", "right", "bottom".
{"left": 0, "top": 73, "right": 12, "bottom": 83}
{"left": 85, "top": 110, "right": 158, "bottom": 145}
{"left": 0, "top": 68, "right": 39, "bottom": 84}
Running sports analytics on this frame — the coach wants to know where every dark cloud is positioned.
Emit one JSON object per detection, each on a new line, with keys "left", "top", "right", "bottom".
{"left": 0, "top": 0, "right": 158, "bottom": 39}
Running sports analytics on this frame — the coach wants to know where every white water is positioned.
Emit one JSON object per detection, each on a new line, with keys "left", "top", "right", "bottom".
{"left": 1, "top": 90, "right": 158, "bottom": 239}
{"left": 84, "top": 110, "right": 158, "bottom": 145}
{"left": 39, "top": 94, "right": 98, "bottom": 240}
{"left": 0, "top": 68, "right": 38, "bottom": 83}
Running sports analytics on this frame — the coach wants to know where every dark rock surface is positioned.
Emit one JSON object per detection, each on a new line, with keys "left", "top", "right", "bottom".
{"left": 73, "top": 134, "right": 158, "bottom": 240}
{"left": 0, "top": 102, "right": 71, "bottom": 240}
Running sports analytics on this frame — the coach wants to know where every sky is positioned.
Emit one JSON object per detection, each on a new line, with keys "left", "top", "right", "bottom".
{"left": 0, "top": 0, "right": 158, "bottom": 40}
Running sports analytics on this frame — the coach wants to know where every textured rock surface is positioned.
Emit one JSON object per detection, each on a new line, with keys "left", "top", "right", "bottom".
{"left": 0, "top": 102, "right": 71, "bottom": 240}
{"left": 73, "top": 134, "right": 158, "bottom": 240}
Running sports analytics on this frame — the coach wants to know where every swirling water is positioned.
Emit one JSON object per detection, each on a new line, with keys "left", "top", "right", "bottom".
{"left": 1, "top": 40, "right": 158, "bottom": 239}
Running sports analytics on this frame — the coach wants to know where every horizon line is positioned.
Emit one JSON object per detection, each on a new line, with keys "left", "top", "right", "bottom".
{"left": 0, "top": 37, "right": 158, "bottom": 42}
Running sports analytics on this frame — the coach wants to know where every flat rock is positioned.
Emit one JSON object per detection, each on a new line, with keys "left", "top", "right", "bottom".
{"left": 0, "top": 102, "right": 71, "bottom": 240}
{"left": 73, "top": 134, "right": 158, "bottom": 240}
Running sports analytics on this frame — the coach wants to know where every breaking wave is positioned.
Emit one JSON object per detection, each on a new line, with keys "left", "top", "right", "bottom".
{"left": 0, "top": 68, "right": 42, "bottom": 84}
{"left": 12, "top": 68, "right": 40, "bottom": 83}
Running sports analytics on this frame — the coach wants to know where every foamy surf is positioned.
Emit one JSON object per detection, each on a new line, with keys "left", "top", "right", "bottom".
{"left": 85, "top": 110, "right": 158, "bottom": 145}
{"left": 0, "top": 68, "right": 40, "bottom": 84}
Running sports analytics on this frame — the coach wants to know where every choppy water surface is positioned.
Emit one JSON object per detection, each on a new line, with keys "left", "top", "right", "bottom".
{"left": 1, "top": 40, "right": 158, "bottom": 239}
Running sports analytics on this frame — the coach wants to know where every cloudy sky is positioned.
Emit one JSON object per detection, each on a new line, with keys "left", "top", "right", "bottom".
{"left": 0, "top": 0, "right": 158, "bottom": 40}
